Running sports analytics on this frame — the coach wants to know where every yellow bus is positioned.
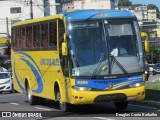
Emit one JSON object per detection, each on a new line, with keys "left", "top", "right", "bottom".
{"left": 11, "top": 10, "right": 145, "bottom": 111}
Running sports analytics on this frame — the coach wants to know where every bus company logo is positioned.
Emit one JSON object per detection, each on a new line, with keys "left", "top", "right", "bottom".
{"left": 108, "top": 84, "right": 113, "bottom": 90}
{"left": 96, "top": 13, "right": 108, "bottom": 17}
{"left": 40, "top": 58, "right": 59, "bottom": 66}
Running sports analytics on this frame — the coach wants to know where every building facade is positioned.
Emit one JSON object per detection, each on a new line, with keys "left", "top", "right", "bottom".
{"left": 133, "top": 6, "right": 148, "bottom": 23}
{"left": 148, "top": 9, "right": 157, "bottom": 22}
{"left": 62, "top": 0, "right": 115, "bottom": 11}
{"left": 0, "top": 0, "right": 58, "bottom": 36}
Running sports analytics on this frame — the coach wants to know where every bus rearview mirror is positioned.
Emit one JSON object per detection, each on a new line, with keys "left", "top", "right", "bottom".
{"left": 62, "top": 42, "right": 68, "bottom": 56}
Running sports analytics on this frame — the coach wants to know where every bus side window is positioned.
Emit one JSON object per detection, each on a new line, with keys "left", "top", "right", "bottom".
{"left": 33, "top": 24, "right": 40, "bottom": 48}
{"left": 12, "top": 28, "right": 16, "bottom": 48}
{"left": 26, "top": 26, "right": 33, "bottom": 48}
{"left": 41, "top": 23, "right": 49, "bottom": 47}
{"left": 19, "top": 27, "right": 23, "bottom": 48}
{"left": 49, "top": 20, "right": 57, "bottom": 49}
{"left": 21, "top": 27, "right": 26, "bottom": 48}
{"left": 17, "top": 28, "right": 20, "bottom": 48}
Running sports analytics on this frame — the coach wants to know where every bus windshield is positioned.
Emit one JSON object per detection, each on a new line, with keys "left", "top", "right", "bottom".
{"left": 68, "top": 19, "right": 143, "bottom": 77}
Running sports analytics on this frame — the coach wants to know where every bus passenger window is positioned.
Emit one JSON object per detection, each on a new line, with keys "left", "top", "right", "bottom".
{"left": 26, "top": 26, "right": 33, "bottom": 48}
{"left": 49, "top": 21, "right": 57, "bottom": 48}
{"left": 33, "top": 25, "right": 40, "bottom": 48}
{"left": 19, "top": 28, "right": 23, "bottom": 48}
{"left": 16, "top": 28, "right": 20, "bottom": 48}
{"left": 21, "top": 27, "right": 26, "bottom": 48}
{"left": 41, "top": 23, "right": 48, "bottom": 47}
{"left": 12, "top": 28, "right": 16, "bottom": 48}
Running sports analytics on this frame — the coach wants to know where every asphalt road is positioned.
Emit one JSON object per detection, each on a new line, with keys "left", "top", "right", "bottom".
{"left": 148, "top": 74, "right": 160, "bottom": 82}
{"left": 0, "top": 92, "right": 160, "bottom": 120}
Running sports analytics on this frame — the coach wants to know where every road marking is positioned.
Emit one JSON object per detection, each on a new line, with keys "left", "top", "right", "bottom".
{"left": 129, "top": 104, "right": 157, "bottom": 110}
{"left": 94, "top": 117, "right": 115, "bottom": 120}
{"left": 35, "top": 107, "right": 52, "bottom": 111}
{"left": 10, "top": 102, "right": 20, "bottom": 105}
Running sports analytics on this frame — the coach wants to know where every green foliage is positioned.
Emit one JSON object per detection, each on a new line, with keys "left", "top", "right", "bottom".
{"left": 118, "top": 0, "right": 132, "bottom": 7}
{"left": 146, "top": 46, "right": 160, "bottom": 63}
{"left": 132, "top": 4, "right": 143, "bottom": 9}
{"left": 147, "top": 4, "right": 159, "bottom": 12}
{"left": 147, "top": 4, "right": 160, "bottom": 19}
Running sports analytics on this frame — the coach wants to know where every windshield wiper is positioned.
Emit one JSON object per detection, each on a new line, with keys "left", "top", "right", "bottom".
{"left": 91, "top": 53, "right": 128, "bottom": 79}
{"left": 91, "top": 52, "right": 107, "bottom": 78}
{"left": 110, "top": 54, "right": 128, "bottom": 74}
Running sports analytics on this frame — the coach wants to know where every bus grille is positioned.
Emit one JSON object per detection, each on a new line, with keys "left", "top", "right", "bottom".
{"left": 94, "top": 93, "right": 127, "bottom": 103}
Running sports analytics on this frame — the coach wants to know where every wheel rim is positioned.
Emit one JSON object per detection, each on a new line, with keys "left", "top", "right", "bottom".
{"left": 57, "top": 91, "right": 66, "bottom": 111}
{"left": 57, "top": 92, "right": 60, "bottom": 101}
{"left": 27, "top": 87, "right": 31, "bottom": 102}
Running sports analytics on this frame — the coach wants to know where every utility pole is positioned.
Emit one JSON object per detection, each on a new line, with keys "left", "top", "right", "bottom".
{"left": 6, "top": 17, "right": 10, "bottom": 42}
{"left": 30, "top": 0, "right": 33, "bottom": 19}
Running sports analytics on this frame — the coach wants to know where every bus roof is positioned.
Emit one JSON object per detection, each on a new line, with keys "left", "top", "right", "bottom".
{"left": 12, "top": 14, "right": 64, "bottom": 27}
{"left": 12, "top": 9, "right": 135, "bottom": 27}
{"left": 60, "top": 9, "right": 136, "bottom": 22}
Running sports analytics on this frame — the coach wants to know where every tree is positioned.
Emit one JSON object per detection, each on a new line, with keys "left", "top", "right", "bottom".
{"left": 132, "top": 4, "right": 143, "bottom": 9}
{"left": 118, "top": 0, "right": 132, "bottom": 8}
{"left": 146, "top": 46, "right": 160, "bottom": 63}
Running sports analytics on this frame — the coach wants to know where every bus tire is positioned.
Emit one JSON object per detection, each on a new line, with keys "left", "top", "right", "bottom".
{"left": 56, "top": 90, "right": 71, "bottom": 112}
{"left": 114, "top": 101, "right": 128, "bottom": 110}
{"left": 26, "top": 84, "right": 36, "bottom": 105}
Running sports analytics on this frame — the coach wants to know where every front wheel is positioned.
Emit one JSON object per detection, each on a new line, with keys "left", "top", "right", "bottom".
{"left": 56, "top": 90, "right": 71, "bottom": 112}
{"left": 114, "top": 101, "right": 128, "bottom": 110}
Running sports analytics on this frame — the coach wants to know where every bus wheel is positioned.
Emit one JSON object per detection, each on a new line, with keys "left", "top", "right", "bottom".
{"left": 56, "top": 90, "right": 71, "bottom": 112}
{"left": 114, "top": 101, "right": 128, "bottom": 110}
{"left": 27, "top": 84, "right": 36, "bottom": 105}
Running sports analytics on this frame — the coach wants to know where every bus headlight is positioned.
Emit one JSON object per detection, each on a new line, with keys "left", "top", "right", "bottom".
{"left": 129, "top": 82, "right": 144, "bottom": 88}
{"left": 72, "top": 86, "right": 92, "bottom": 91}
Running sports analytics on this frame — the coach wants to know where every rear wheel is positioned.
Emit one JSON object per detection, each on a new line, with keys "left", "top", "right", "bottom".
{"left": 26, "top": 84, "right": 36, "bottom": 105}
{"left": 114, "top": 101, "right": 128, "bottom": 110}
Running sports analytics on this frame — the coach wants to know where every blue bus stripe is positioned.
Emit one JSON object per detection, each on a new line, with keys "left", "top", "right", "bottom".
{"left": 21, "top": 58, "right": 43, "bottom": 93}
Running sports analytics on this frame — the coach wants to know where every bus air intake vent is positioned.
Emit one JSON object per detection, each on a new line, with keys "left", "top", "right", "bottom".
{"left": 94, "top": 93, "right": 127, "bottom": 103}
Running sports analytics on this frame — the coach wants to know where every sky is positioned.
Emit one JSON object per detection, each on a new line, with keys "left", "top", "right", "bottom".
{"left": 130, "top": 0, "right": 160, "bottom": 9}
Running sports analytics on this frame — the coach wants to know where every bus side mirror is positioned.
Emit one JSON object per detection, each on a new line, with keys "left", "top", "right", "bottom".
{"left": 144, "top": 39, "right": 149, "bottom": 53}
{"left": 62, "top": 33, "right": 68, "bottom": 56}
{"left": 141, "top": 32, "right": 149, "bottom": 53}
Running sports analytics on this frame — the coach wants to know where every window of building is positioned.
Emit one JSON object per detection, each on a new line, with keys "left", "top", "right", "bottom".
{"left": 10, "top": 7, "right": 21, "bottom": 14}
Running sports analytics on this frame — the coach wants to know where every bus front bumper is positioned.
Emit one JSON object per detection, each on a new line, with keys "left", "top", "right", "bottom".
{"left": 69, "top": 86, "right": 145, "bottom": 104}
